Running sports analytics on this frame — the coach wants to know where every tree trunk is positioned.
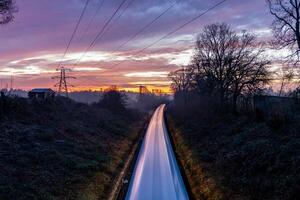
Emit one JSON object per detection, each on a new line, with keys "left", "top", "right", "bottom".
{"left": 295, "top": 2, "right": 300, "bottom": 51}
{"left": 232, "top": 84, "right": 240, "bottom": 114}
{"left": 184, "top": 90, "right": 187, "bottom": 105}
{"left": 232, "top": 94, "right": 238, "bottom": 114}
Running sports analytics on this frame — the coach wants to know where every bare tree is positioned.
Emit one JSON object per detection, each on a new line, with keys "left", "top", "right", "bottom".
{"left": 192, "top": 23, "right": 237, "bottom": 103}
{"left": 169, "top": 67, "right": 194, "bottom": 92}
{"left": 267, "top": 0, "right": 300, "bottom": 60}
{"left": 192, "top": 23, "right": 270, "bottom": 112}
{"left": 168, "top": 66, "right": 194, "bottom": 104}
{"left": 278, "top": 64, "right": 294, "bottom": 96}
{"left": 0, "top": 0, "right": 17, "bottom": 25}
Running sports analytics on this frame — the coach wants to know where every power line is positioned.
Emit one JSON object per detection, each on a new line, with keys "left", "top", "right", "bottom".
{"left": 112, "top": 0, "right": 179, "bottom": 54}
{"left": 113, "top": 0, "right": 136, "bottom": 23}
{"left": 10, "top": 74, "right": 13, "bottom": 91}
{"left": 52, "top": 67, "right": 76, "bottom": 97}
{"left": 90, "top": 0, "right": 137, "bottom": 51}
{"left": 75, "top": 0, "right": 128, "bottom": 65}
{"left": 74, "top": 0, "right": 227, "bottom": 89}
{"left": 139, "top": 0, "right": 228, "bottom": 53}
{"left": 78, "top": 0, "right": 105, "bottom": 43}
{"left": 58, "top": 0, "right": 91, "bottom": 68}
{"left": 73, "top": 0, "right": 178, "bottom": 89}
{"left": 109, "top": 0, "right": 228, "bottom": 69}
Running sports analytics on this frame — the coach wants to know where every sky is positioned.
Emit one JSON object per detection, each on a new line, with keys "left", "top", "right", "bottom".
{"left": 0, "top": 0, "right": 276, "bottom": 92}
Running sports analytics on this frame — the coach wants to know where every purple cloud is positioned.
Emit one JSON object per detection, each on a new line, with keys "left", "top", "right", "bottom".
{"left": 0, "top": 0, "right": 275, "bottom": 91}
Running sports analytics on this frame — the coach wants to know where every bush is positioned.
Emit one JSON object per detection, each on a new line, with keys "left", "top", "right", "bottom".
{"left": 136, "top": 94, "right": 169, "bottom": 111}
{"left": 267, "top": 110, "right": 288, "bottom": 130}
{"left": 98, "top": 90, "right": 126, "bottom": 113}
{"left": 168, "top": 97, "right": 300, "bottom": 200}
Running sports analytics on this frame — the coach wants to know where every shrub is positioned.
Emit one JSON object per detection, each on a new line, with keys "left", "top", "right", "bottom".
{"left": 267, "top": 109, "right": 288, "bottom": 130}
{"left": 98, "top": 90, "right": 126, "bottom": 113}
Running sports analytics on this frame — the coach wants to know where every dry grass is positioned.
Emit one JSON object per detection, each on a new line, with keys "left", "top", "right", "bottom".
{"left": 166, "top": 104, "right": 300, "bottom": 200}
{"left": 0, "top": 96, "right": 146, "bottom": 200}
{"left": 167, "top": 117, "right": 229, "bottom": 200}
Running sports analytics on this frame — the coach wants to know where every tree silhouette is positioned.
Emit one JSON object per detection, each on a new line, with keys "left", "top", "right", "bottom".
{"left": 0, "top": 0, "right": 17, "bottom": 25}
{"left": 267, "top": 0, "right": 300, "bottom": 60}
{"left": 193, "top": 23, "right": 269, "bottom": 112}
{"left": 98, "top": 90, "right": 126, "bottom": 113}
{"left": 169, "top": 23, "right": 270, "bottom": 112}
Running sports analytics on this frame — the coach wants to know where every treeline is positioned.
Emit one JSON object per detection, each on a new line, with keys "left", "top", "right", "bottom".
{"left": 169, "top": 23, "right": 270, "bottom": 113}
{"left": 167, "top": 22, "right": 300, "bottom": 200}
{"left": 169, "top": 0, "right": 300, "bottom": 113}
{"left": 97, "top": 90, "right": 169, "bottom": 112}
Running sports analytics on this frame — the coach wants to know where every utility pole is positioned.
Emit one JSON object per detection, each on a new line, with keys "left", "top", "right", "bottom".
{"left": 139, "top": 85, "right": 150, "bottom": 94}
{"left": 10, "top": 75, "right": 13, "bottom": 91}
{"left": 52, "top": 67, "right": 76, "bottom": 97}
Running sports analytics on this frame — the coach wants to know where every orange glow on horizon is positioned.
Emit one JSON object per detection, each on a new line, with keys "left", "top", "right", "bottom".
{"left": 67, "top": 85, "right": 173, "bottom": 94}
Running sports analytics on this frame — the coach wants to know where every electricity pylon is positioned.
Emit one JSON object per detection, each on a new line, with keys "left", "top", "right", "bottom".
{"left": 52, "top": 67, "right": 76, "bottom": 97}
{"left": 139, "top": 85, "right": 150, "bottom": 94}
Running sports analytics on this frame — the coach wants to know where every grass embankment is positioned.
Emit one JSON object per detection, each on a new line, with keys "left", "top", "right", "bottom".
{"left": 167, "top": 106, "right": 300, "bottom": 200}
{"left": 0, "top": 96, "right": 146, "bottom": 200}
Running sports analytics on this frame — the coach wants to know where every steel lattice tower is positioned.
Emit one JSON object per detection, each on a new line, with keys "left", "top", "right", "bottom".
{"left": 52, "top": 67, "right": 76, "bottom": 97}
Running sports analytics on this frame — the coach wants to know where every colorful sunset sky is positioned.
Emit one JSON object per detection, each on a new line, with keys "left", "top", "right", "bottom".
{"left": 0, "top": 0, "right": 279, "bottom": 92}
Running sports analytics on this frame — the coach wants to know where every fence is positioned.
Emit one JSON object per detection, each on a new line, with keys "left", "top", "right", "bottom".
{"left": 237, "top": 95, "right": 300, "bottom": 117}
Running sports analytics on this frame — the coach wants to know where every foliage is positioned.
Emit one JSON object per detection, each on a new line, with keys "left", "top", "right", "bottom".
{"left": 98, "top": 90, "right": 126, "bottom": 113}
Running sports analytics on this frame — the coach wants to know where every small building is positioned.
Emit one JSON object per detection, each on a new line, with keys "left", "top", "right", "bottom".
{"left": 28, "top": 88, "right": 55, "bottom": 99}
